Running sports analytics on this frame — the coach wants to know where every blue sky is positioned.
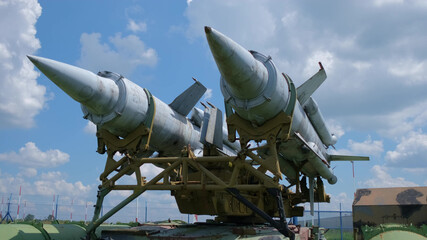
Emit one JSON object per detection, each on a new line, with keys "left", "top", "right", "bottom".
{"left": 1, "top": 0, "right": 427, "bottom": 222}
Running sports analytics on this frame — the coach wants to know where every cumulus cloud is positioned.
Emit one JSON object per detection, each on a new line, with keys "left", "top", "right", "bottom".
{"left": 353, "top": 100, "right": 427, "bottom": 138}
{"left": 0, "top": 170, "right": 93, "bottom": 199}
{"left": 388, "top": 58, "right": 427, "bottom": 85}
{"left": 372, "top": 0, "right": 427, "bottom": 7}
{"left": 17, "top": 168, "right": 38, "bottom": 178}
{"left": 140, "top": 164, "right": 163, "bottom": 179}
{"left": 303, "top": 50, "right": 334, "bottom": 79}
{"left": 77, "top": 32, "right": 157, "bottom": 77}
{"left": 385, "top": 131, "right": 427, "bottom": 168}
{"left": 127, "top": 19, "right": 147, "bottom": 33}
{"left": 373, "top": 0, "right": 404, "bottom": 6}
{"left": 326, "top": 119, "right": 345, "bottom": 139}
{"left": 325, "top": 192, "right": 354, "bottom": 210}
{"left": 0, "top": 142, "right": 69, "bottom": 168}
{"left": 34, "top": 171, "right": 92, "bottom": 197}
{"left": 203, "top": 88, "right": 213, "bottom": 100}
{"left": 185, "top": 1, "right": 427, "bottom": 142}
{"left": 348, "top": 138, "right": 383, "bottom": 158}
{"left": 0, "top": 0, "right": 48, "bottom": 128}
{"left": 362, "top": 165, "right": 418, "bottom": 188}
{"left": 333, "top": 137, "right": 383, "bottom": 158}
{"left": 84, "top": 121, "right": 97, "bottom": 134}
{"left": 185, "top": 0, "right": 277, "bottom": 47}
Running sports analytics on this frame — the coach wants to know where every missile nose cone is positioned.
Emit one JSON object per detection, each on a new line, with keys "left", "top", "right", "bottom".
{"left": 204, "top": 26, "right": 212, "bottom": 34}
{"left": 28, "top": 55, "right": 119, "bottom": 115}
{"left": 27, "top": 55, "right": 38, "bottom": 64}
{"left": 205, "top": 27, "right": 268, "bottom": 100}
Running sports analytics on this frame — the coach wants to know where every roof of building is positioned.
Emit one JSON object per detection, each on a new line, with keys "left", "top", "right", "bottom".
{"left": 353, "top": 186, "right": 427, "bottom": 206}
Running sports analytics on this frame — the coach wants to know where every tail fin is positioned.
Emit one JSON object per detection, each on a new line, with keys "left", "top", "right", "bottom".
{"left": 200, "top": 106, "right": 224, "bottom": 150}
{"left": 169, "top": 78, "right": 207, "bottom": 116}
{"left": 297, "top": 62, "right": 327, "bottom": 105}
{"left": 329, "top": 155, "right": 370, "bottom": 161}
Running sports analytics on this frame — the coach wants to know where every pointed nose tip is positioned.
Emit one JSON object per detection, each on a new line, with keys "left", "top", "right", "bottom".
{"left": 204, "top": 26, "right": 212, "bottom": 34}
{"left": 204, "top": 27, "right": 268, "bottom": 100}
{"left": 27, "top": 55, "right": 99, "bottom": 102}
{"left": 27, "top": 55, "right": 41, "bottom": 66}
{"left": 27, "top": 55, "right": 120, "bottom": 115}
{"left": 27, "top": 55, "right": 36, "bottom": 62}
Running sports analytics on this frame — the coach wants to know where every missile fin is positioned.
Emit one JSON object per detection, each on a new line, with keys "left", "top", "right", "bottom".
{"left": 169, "top": 80, "right": 207, "bottom": 116}
{"left": 294, "top": 132, "right": 329, "bottom": 166}
{"left": 297, "top": 64, "right": 327, "bottom": 105}
{"left": 329, "top": 155, "right": 370, "bottom": 161}
{"left": 200, "top": 107, "right": 224, "bottom": 149}
{"left": 206, "top": 107, "right": 224, "bottom": 149}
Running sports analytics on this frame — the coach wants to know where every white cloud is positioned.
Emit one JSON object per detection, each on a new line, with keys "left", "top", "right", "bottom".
{"left": 0, "top": 142, "right": 69, "bottom": 168}
{"left": 348, "top": 138, "right": 383, "bottom": 158}
{"left": 373, "top": 0, "right": 404, "bottom": 7}
{"left": 303, "top": 50, "right": 334, "bottom": 79}
{"left": 77, "top": 32, "right": 157, "bottom": 77}
{"left": 326, "top": 119, "right": 345, "bottom": 139}
{"left": 111, "top": 164, "right": 164, "bottom": 190}
{"left": 362, "top": 165, "right": 418, "bottom": 188}
{"left": 363, "top": 100, "right": 427, "bottom": 138}
{"left": 140, "top": 164, "right": 163, "bottom": 180}
{"left": 34, "top": 171, "right": 92, "bottom": 197}
{"left": 185, "top": 1, "right": 427, "bottom": 144}
{"left": 17, "top": 168, "right": 37, "bottom": 178}
{"left": 326, "top": 192, "right": 354, "bottom": 211}
{"left": 385, "top": 131, "right": 427, "bottom": 168}
{"left": 0, "top": 0, "right": 48, "bottom": 128}
{"left": 84, "top": 121, "right": 97, "bottom": 134}
{"left": 402, "top": 168, "right": 427, "bottom": 175}
{"left": 0, "top": 170, "right": 93, "bottom": 199}
{"left": 333, "top": 137, "right": 383, "bottom": 158}
{"left": 372, "top": 0, "right": 427, "bottom": 7}
{"left": 185, "top": 0, "right": 277, "bottom": 46}
{"left": 281, "top": 11, "right": 298, "bottom": 26}
{"left": 388, "top": 58, "right": 427, "bottom": 85}
{"left": 127, "top": 19, "right": 147, "bottom": 33}
{"left": 352, "top": 61, "right": 372, "bottom": 72}
{"left": 203, "top": 88, "right": 213, "bottom": 100}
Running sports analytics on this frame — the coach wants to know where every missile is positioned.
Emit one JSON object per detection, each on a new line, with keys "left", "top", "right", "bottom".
{"left": 205, "top": 26, "right": 368, "bottom": 185}
{"left": 27, "top": 55, "right": 239, "bottom": 157}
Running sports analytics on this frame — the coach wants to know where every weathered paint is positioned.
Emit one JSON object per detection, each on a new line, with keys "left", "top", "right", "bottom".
{"left": 362, "top": 224, "right": 427, "bottom": 240}
{"left": 205, "top": 26, "right": 339, "bottom": 185}
{"left": 101, "top": 223, "right": 322, "bottom": 240}
{"left": 0, "top": 223, "right": 130, "bottom": 240}
{"left": 353, "top": 187, "right": 427, "bottom": 239}
{"left": 27, "top": 55, "right": 240, "bottom": 158}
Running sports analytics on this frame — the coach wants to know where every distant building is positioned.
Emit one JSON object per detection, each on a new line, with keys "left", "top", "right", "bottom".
{"left": 353, "top": 186, "right": 427, "bottom": 239}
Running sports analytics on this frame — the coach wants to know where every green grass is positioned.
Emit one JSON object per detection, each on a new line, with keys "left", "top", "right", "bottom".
{"left": 324, "top": 229, "right": 353, "bottom": 240}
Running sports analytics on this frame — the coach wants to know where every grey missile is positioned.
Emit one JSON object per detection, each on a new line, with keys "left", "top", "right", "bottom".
{"left": 205, "top": 26, "right": 288, "bottom": 125}
{"left": 27, "top": 55, "right": 239, "bottom": 157}
{"left": 205, "top": 27, "right": 367, "bottom": 185}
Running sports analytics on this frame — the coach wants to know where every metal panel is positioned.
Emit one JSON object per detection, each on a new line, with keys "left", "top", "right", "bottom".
{"left": 169, "top": 80, "right": 207, "bottom": 117}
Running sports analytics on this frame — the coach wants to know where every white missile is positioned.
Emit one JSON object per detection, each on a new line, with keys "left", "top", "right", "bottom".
{"left": 28, "top": 55, "right": 239, "bottom": 157}
{"left": 205, "top": 26, "right": 368, "bottom": 185}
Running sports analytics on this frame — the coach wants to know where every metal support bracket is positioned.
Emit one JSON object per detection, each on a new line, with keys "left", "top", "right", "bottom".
{"left": 226, "top": 187, "right": 295, "bottom": 240}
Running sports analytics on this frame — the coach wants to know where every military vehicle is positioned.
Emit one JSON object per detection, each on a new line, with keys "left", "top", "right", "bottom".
{"left": 17, "top": 26, "right": 370, "bottom": 239}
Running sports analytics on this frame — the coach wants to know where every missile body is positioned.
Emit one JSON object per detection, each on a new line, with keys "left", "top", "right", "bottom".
{"left": 205, "top": 27, "right": 337, "bottom": 184}
{"left": 28, "top": 55, "right": 238, "bottom": 157}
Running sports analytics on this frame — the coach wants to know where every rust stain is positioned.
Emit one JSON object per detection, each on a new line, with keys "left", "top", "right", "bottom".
{"left": 354, "top": 189, "right": 372, "bottom": 204}
{"left": 396, "top": 189, "right": 423, "bottom": 205}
